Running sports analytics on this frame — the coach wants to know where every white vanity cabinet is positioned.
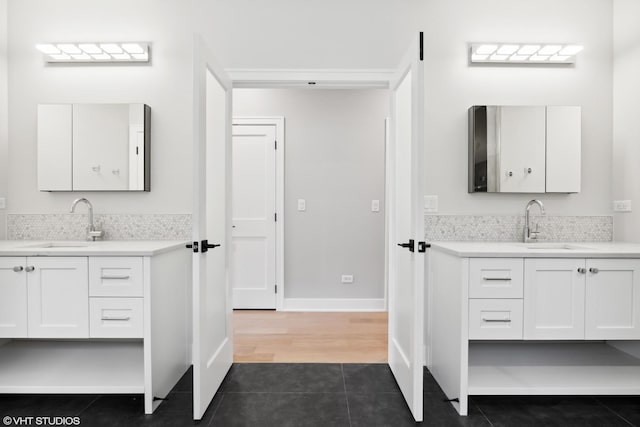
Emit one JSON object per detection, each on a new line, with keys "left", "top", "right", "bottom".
{"left": 0, "top": 241, "right": 190, "bottom": 415}
{"left": 27, "top": 257, "right": 89, "bottom": 338}
{"left": 585, "top": 259, "right": 640, "bottom": 339}
{"left": 0, "top": 257, "right": 28, "bottom": 337}
{"left": 429, "top": 244, "right": 640, "bottom": 417}
{"left": 523, "top": 258, "right": 585, "bottom": 339}
{"left": 524, "top": 258, "right": 640, "bottom": 340}
{"left": 0, "top": 257, "right": 88, "bottom": 338}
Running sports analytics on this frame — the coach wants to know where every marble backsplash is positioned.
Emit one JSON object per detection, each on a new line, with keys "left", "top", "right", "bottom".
{"left": 7, "top": 214, "right": 191, "bottom": 241}
{"left": 6, "top": 212, "right": 613, "bottom": 243}
{"left": 425, "top": 214, "right": 613, "bottom": 242}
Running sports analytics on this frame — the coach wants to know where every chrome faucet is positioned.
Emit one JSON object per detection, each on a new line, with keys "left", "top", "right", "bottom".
{"left": 524, "top": 199, "right": 545, "bottom": 243}
{"left": 70, "top": 198, "right": 104, "bottom": 241}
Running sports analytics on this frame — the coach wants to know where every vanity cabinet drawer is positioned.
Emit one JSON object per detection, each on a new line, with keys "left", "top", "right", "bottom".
{"left": 469, "top": 299, "right": 523, "bottom": 340}
{"left": 89, "top": 298, "right": 143, "bottom": 338}
{"left": 469, "top": 258, "right": 524, "bottom": 298}
{"left": 89, "top": 257, "right": 143, "bottom": 297}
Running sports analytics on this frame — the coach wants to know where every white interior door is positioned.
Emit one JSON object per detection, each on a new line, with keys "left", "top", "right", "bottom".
{"left": 192, "top": 34, "right": 233, "bottom": 420}
{"left": 231, "top": 123, "right": 277, "bottom": 309}
{"left": 387, "top": 32, "right": 425, "bottom": 423}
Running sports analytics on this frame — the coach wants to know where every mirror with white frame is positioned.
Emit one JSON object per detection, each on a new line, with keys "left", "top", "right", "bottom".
{"left": 468, "top": 105, "right": 581, "bottom": 193}
{"left": 37, "top": 103, "right": 150, "bottom": 191}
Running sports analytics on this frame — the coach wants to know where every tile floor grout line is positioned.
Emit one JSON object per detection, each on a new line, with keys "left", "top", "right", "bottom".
{"left": 75, "top": 394, "right": 101, "bottom": 417}
{"left": 206, "top": 393, "right": 226, "bottom": 427}
{"left": 341, "top": 364, "right": 353, "bottom": 427}
{"left": 223, "top": 391, "right": 353, "bottom": 394}
{"left": 593, "top": 397, "right": 636, "bottom": 427}
{"left": 468, "top": 397, "right": 495, "bottom": 427}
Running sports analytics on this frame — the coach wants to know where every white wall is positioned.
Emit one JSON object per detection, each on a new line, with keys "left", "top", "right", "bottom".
{"left": 196, "top": 0, "right": 427, "bottom": 69}
{"left": 4, "top": 0, "right": 616, "bottom": 229}
{"left": 6, "top": 0, "right": 194, "bottom": 216}
{"left": 234, "top": 89, "right": 388, "bottom": 299}
{"left": 612, "top": 0, "right": 640, "bottom": 241}
{"left": 0, "top": 0, "right": 7, "bottom": 238}
{"left": 197, "top": 0, "right": 614, "bottom": 218}
{"left": 423, "top": 0, "right": 613, "bottom": 216}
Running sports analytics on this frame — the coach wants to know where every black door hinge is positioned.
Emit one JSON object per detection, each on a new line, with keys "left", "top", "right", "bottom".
{"left": 419, "top": 32, "right": 424, "bottom": 61}
{"left": 186, "top": 241, "right": 199, "bottom": 253}
{"left": 418, "top": 241, "right": 430, "bottom": 253}
{"left": 275, "top": 285, "right": 278, "bottom": 294}
{"left": 201, "top": 239, "right": 221, "bottom": 253}
{"left": 274, "top": 213, "right": 277, "bottom": 222}
{"left": 275, "top": 140, "right": 277, "bottom": 150}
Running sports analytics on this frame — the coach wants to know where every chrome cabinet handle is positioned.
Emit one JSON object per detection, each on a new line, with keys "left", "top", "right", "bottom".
{"left": 577, "top": 268, "right": 586, "bottom": 274}
{"left": 482, "top": 277, "right": 512, "bottom": 281}
{"left": 25, "top": 266, "right": 35, "bottom": 272}
{"left": 482, "top": 318, "right": 511, "bottom": 323}
{"left": 589, "top": 268, "right": 599, "bottom": 274}
{"left": 13, "top": 266, "right": 24, "bottom": 272}
{"left": 101, "top": 316, "right": 131, "bottom": 321}
{"left": 101, "top": 275, "right": 131, "bottom": 280}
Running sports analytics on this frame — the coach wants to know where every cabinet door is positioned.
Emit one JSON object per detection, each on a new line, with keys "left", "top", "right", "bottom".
{"left": 0, "top": 257, "right": 28, "bottom": 337}
{"left": 524, "top": 258, "right": 585, "bottom": 339}
{"left": 585, "top": 259, "right": 640, "bottom": 339}
{"left": 27, "top": 257, "right": 89, "bottom": 338}
{"left": 498, "top": 106, "right": 546, "bottom": 193}
{"left": 546, "top": 106, "right": 581, "bottom": 193}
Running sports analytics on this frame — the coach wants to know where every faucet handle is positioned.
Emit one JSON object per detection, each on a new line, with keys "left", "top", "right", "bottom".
{"left": 529, "top": 223, "right": 542, "bottom": 240}
{"left": 88, "top": 230, "right": 104, "bottom": 241}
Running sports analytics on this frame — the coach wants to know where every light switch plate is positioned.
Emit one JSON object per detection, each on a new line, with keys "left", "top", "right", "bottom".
{"left": 614, "top": 200, "right": 632, "bottom": 212}
{"left": 0, "top": 198, "right": 5, "bottom": 209}
{"left": 371, "top": 199, "right": 380, "bottom": 212}
{"left": 424, "top": 195, "right": 438, "bottom": 213}
{"left": 297, "top": 199, "right": 306, "bottom": 211}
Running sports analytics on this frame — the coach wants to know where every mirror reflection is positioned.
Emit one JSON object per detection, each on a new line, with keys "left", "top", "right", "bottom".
{"left": 38, "top": 103, "right": 150, "bottom": 192}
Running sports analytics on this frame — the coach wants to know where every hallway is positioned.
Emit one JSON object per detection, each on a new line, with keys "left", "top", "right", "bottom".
{"left": 233, "top": 311, "right": 388, "bottom": 363}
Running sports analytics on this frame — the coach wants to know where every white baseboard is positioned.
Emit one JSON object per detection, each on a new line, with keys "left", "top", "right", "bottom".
{"left": 282, "top": 298, "right": 386, "bottom": 312}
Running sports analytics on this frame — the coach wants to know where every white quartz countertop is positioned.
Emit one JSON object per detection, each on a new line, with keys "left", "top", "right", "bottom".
{"left": 429, "top": 241, "right": 640, "bottom": 258}
{"left": 0, "top": 240, "right": 189, "bottom": 256}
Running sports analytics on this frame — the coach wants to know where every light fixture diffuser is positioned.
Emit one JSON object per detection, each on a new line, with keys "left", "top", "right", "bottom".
{"left": 37, "top": 42, "right": 150, "bottom": 63}
{"left": 35, "top": 44, "right": 60, "bottom": 54}
{"left": 470, "top": 43, "right": 583, "bottom": 64}
{"left": 475, "top": 44, "right": 498, "bottom": 55}
{"left": 78, "top": 43, "right": 102, "bottom": 54}
{"left": 57, "top": 44, "right": 82, "bottom": 54}
{"left": 538, "top": 45, "right": 562, "bottom": 55}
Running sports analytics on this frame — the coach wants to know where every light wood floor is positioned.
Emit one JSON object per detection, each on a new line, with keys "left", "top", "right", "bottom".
{"left": 233, "top": 310, "right": 388, "bottom": 363}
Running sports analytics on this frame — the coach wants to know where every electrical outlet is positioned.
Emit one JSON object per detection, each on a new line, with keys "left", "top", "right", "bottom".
{"left": 341, "top": 274, "right": 354, "bottom": 284}
{"left": 371, "top": 199, "right": 380, "bottom": 212}
{"left": 0, "top": 198, "right": 5, "bottom": 209}
{"left": 424, "top": 195, "right": 438, "bottom": 213}
{"left": 614, "top": 200, "right": 632, "bottom": 212}
{"left": 297, "top": 199, "right": 306, "bottom": 211}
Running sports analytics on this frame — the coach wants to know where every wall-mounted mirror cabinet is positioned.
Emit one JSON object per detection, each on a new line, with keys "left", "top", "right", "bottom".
{"left": 37, "top": 103, "right": 150, "bottom": 192}
{"left": 468, "top": 105, "right": 581, "bottom": 193}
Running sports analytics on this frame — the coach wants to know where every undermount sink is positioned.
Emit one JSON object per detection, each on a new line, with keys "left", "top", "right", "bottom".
{"left": 23, "top": 242, "right": 90, "bottom": 248}
{"left": 524, "top": 243, "right": 591, "bottom": 250}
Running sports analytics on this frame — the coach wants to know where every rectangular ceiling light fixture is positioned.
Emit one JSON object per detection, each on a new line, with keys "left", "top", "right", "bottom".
{"left": 470, "top": 43, "right": 583, "bottom": 64}
{"left": 36, "top": 42, "right": 150, "bottom": 63}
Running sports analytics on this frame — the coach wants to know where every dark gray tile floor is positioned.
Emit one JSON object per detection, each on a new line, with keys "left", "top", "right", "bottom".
{"left": 0, "top": 364, "right": 639, "bottom": 426}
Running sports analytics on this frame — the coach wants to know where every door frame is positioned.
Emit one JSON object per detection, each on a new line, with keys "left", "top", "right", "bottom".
{"left": 230, "top": 74, "right": 394, "bottom": 312}
{"left": 232, "top": 116, "right": 285, "bottom": 311}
